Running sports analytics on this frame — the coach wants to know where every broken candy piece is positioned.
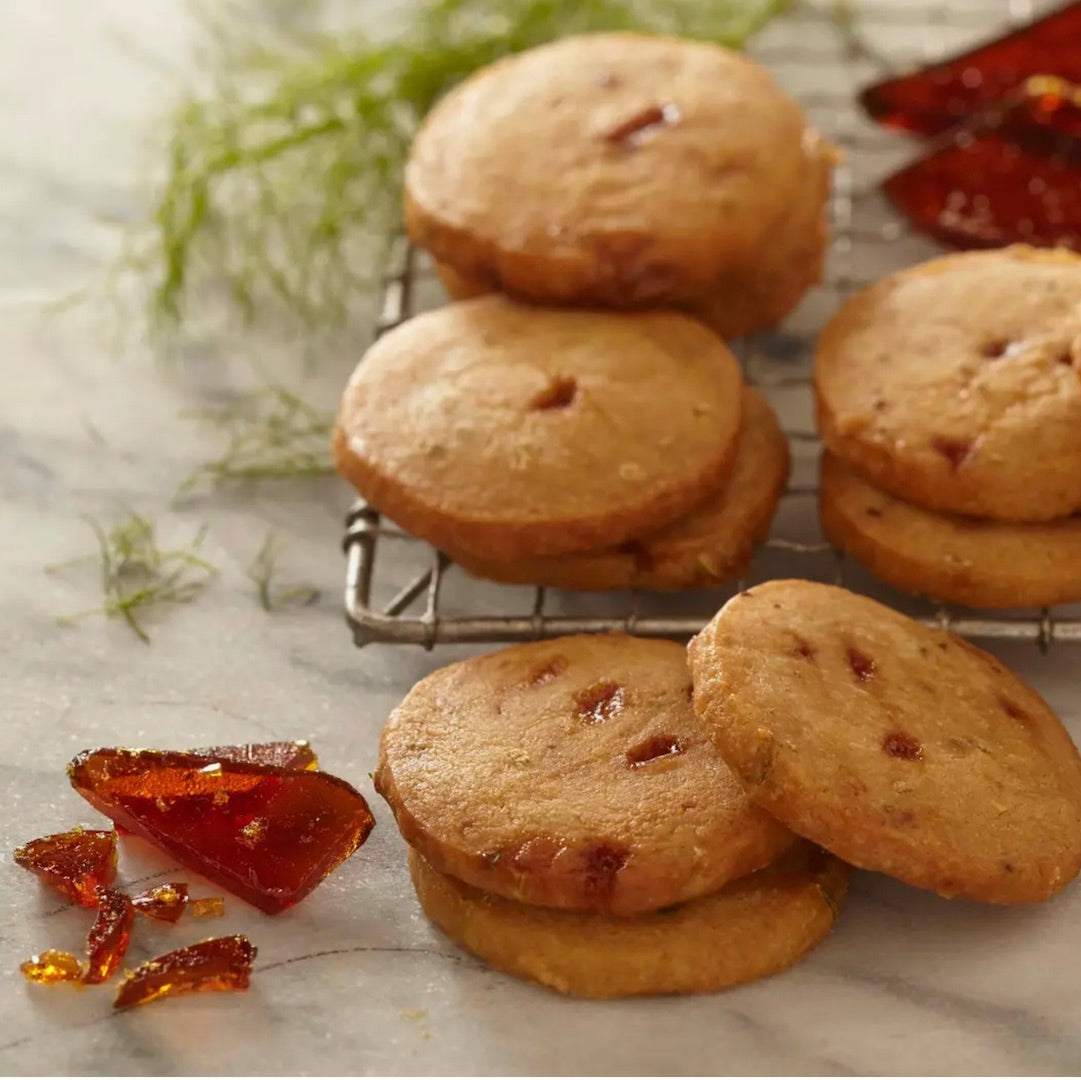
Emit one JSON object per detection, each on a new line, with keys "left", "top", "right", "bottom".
{"left": 191, "top": 741, "right": 318, "bottom": 771}
{"left": 114, "top": 935, "right": 256, "bottom": 1009}
{"left": 68, "top": 748, "right": 375, "bottom": 914}
{"left": 132, "top": 882, "right": 189, "bottom": 923}
{"left": 188, "top": 896, "right": 226, "bottom": 919}
{"left": 83, "top": 887, "right": 135, "bottom": 985}
{"left": 882, "top": 91, "right": 1081, "bottom": 252}
{"left": 20, "top": 950, "right": 84, "bottom": 985}
{"left": 13, "top": 826, "right": 118, "bottom": 908}
{"left": 859, "top": 2, "right": 1081, "bottom": 136}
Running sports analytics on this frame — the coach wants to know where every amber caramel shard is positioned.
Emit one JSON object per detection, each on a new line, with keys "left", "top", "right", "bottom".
{"left": 68, "top": 748, "right": 375, "bottom": 914}
{"left": 113, "top": 935, "right": 256, "bottom": 1010}
{"left": 192, "top": 741, "right": 318, "bottom": 771}
{"left": 132, "top": 882, "right": 190, "bottom": 923}
{"left": 860, "top": 2, "right": 1081, "bottom": 136}
{"left": 83, "top": 887, "right": 135, "bottom": 985}
{"left": 13, "top": 826, "right": 118, "bottom": 908}
{"left": 20, "top": 950, "right": 84, "bottom": 985}
{"left": 188, "top": 896, "right": 226, "bottom": 919}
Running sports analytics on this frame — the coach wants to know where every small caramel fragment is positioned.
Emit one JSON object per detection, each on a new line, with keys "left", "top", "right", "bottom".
{"left": 113, "top": 935, "right": 256, "bottom": 1010}
{"left": 13, "top": 826, "right": 118, "bottom": 907}
{"left": 68, "top": 748, "right": 375, "bottom": 914}
{"left": 188, "top": 896, "right": 226, "bottom": 919}
{"left": 20, "top": 950, "right": 84, "bottom": 985}
{"left": 132, "top": 882, "right": 189, "bottom": 923}
{"left": 192, "top": 741, "right": 318, "bottom": 771}
{"left": 84, "top": 887, "right": 135, "bottom": 985}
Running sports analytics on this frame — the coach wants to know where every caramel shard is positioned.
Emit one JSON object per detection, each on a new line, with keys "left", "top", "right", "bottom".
{"left": 191, "top": 741, "right": 318, "bottom": 771}
{"left": 84, "top": 887, "right": 135, "bottom": 984}
{"left": 188, "top": 896, "right": 226, "bottom": 919}
{"left": 68, "top": 748, "right": 375, "bottom": 914}
{"left": 113, "top": 935, "right": 256, "bottom": 1009}
{"left": 20, "top": 950, "right": 84, "bottom": 985}
{"left": 132, "top": 882, "right": 189, "bottom": 923}
{"left": 13, "top": 826, "right": 118, "bottom": 908}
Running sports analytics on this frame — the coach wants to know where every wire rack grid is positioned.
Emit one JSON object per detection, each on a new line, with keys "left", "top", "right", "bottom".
{"left": 343, "top": 0, "right": 1081, "bottom": 651}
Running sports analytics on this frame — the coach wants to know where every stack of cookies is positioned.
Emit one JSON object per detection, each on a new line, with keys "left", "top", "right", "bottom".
{"left": 376, "top": 581, "right": 1081, "bottom": 998}
{"left": 335, "top": 297, "right": 790, "bottom": 590}
{"left": 816, "top": 246, "right": 1081, "bottom": 608}
{"left": 375, "top": 633, "right": 848, "bottom": 999}
{"left": 334, "top": 31, "right": 838, "bottom": 591}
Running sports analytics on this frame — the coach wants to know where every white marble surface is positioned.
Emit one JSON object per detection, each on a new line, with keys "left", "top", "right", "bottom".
{"left": 3, "top": 1, "right": 1081, "bottom": 1075}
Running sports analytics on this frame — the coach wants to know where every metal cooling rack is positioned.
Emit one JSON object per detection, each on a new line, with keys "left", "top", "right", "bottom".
{"left": 343, "top": 0, "right": 1081, "bottom": 650}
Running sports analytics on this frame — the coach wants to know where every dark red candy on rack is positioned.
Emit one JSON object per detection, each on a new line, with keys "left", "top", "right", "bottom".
{"left": 13, "top": 826, "right": 118, "bottom": 908}
{"left": 132, "top": 882, "right": 190, "bottom": 923}
{"left": 83, "top": 887, "right": 135, "bottom": 984}
{"left": 68, "top": 748, "right": 375, "bottom": 914}
{"left": 114, "top": 935, "right": 257, "bottom": 1009}
{"left": 883, "top": 89, "right": 1081, "bottom": 251}
{"left": 860, "top": 1, "right": 1081, "bottom": 135}
{"left": 190, "top": 741, "right": 319, "bottom": 771}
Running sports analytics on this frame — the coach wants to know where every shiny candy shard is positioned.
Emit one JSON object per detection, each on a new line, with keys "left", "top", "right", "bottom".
{"left": 859, "top": 2, "right": 1081, "bottom": 136}
{"left": 113, "top": 935, "right": 256, "bottom": 1010}
{"left": 191, "top": 741, "right": 318, "bottom": 771}
{"left": 132, "top": 882, "right": 189, "bottom": 923}
{"left": 13, "top": 826, "right": 118, "bottom": 908}
{"left": 20, "top": 950, "right": 84, "bottom": 985}
{"left": 68, "top": 747, "right": 375, "bottom": 914}
{"left": 84, "top": 887, "right": 136, "bottom": 985}
{"left": 188, "top": 896, "right": 226, "bottom": 919}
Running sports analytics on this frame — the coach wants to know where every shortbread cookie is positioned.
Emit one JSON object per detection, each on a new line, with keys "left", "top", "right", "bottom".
{"left": 334, "top": 297, "right": 743, "bottom": 560}
{"left": 820, "top": 452, "right": 1081, "bottom": 609}
{"left": 446, "top": 389, "right": 789, "bottom": 590}
{"left": 815, "top": 247, "right": 1081, "bottom": 522}
{"left": 409, "top": 842, "right": 848, "bottom": 999}
{"left": 407, "top": 33, "right": 834, "bottom": 340}
{"left": 376, "top": 635, "right": 794, "bottom": 915}
{"left": 689, "top": 580, "right": 1081, "bottom": 903}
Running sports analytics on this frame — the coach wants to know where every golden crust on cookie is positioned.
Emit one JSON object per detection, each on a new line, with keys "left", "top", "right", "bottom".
{"left": 334, "top": 296, "right": 743, "bottom": 560}
{"left": 376, "top": 635, "right": 794, "bottom": 916}
{"left": 815, "top": 247, "right": 1081, "bottom": 522}
{"left": 408, "top": 843, "right": 848, "bottom": 999}
{"left": 689, "top": 580, "right": 1081, "bottom": 904}
{"left": 820, "top": 452, "right": 1081, "bottom": 609}
{"left": 407, "top": 33, "right": 833, "bottom": 338}
{"left": 446, "top": 389, "right": 789, "bottom": 590}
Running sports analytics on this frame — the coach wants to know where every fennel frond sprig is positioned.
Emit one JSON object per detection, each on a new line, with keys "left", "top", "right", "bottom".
{"left": 178, "top": 385, "right": 335, "bottom": 495}
{"left": 120, "top": 0, "right": 793, "bottom": 337}
{"left": 53, "top": 513, "right": 217, "bottom": 644}
{"left": 246, "top": 532, "right": 320, "bottom": 611}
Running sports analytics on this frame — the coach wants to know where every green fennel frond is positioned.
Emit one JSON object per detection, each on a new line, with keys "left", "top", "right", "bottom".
{"left": 54, "top": 513, "right": 217, "bottom": 643}
{"left": 114, "top": 0, "right": 792, "bottom": 338}
{"left": 178, "top": 385, "right": 335, "bottom": 495}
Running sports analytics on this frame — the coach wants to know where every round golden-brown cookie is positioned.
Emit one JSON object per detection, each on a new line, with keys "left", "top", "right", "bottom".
{"left": 408, "top": 842, "right": 848, "bottom": 999}
{"left": 406, "top": 33, "right": 834, "bottom": 340}
{"left": 689, "top": 580, "right": 1081, "bottom": 903}
{"left": 376, "top": 635, "right": 795, "bottom": 916}
{"left": 820, "top": 452, "right": 1081, "bottom": 609}
{"left": 334, "top": 296, "right": 743, "bottom": 561}
{"left": 445, "top": 389, "right": 789, "bottom": 590}
{"left": 815, "top": 247, "right": 1081, "bottom": 522}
